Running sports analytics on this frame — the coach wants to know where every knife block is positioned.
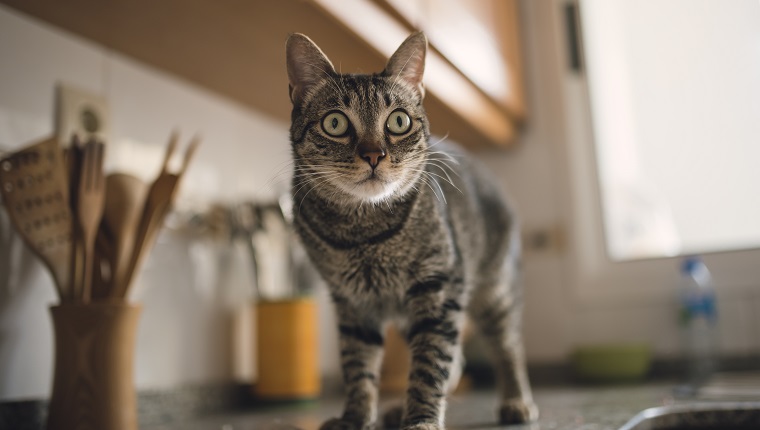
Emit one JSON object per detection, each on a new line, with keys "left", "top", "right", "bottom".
{"left": 255, "top": 298, "right": 320, "bottom": 399}
{"left": 47, "top": 303, "right": 141, "bottom": 430}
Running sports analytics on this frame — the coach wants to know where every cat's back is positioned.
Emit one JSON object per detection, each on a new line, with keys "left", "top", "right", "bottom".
{"left": 425, "top": 139, "right": 518, "bottom": 277}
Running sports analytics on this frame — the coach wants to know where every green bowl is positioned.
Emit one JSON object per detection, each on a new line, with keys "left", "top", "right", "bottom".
{"left": 572, "top": 343, "right": 652, "bottom": 383}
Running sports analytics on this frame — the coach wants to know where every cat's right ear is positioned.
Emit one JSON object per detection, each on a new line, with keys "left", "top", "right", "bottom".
{"left": 286, "top": 33, "right": 337, "bottom": 106}
{"left": 385, "top": 32, "right": 427, "bottom": 98}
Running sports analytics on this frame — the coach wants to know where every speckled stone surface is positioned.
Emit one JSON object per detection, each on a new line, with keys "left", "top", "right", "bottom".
{"left": 140, "top": 383, "right": 695, "bottom": 430}
{"left": 4, "top": 381, "right": 759, "bottom": 429}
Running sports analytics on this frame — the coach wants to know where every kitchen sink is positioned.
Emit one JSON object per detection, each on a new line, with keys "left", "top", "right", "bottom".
{"left": 619, "top": 402, "right": 760, "bottom": 430}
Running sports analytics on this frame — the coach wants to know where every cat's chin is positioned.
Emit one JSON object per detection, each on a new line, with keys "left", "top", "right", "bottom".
{"left": 335, "top": 176, "right": 405, "bottom": 204}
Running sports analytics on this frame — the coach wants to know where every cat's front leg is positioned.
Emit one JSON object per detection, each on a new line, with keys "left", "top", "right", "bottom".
{"left": 470, "top": 288, "right": 539, "bottom": 424}
{"left": 321, "top": 310, "right": 385, "bottom": 430}
{"left": 401, "top": 285, "right": 465, "bottom": 429}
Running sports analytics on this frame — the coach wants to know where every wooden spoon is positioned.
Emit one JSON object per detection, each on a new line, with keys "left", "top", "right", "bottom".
{"left": 102, "top": 173, "right": 147, "bottom": 300}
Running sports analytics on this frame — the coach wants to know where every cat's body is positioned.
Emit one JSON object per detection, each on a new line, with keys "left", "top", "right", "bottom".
{"left": 286, "top": 33, "right": 537, "bottom": 430}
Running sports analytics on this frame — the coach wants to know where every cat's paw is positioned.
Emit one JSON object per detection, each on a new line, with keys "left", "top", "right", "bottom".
{"left": 319, "top": 417, "right": 369, "bottom": 430}
{"left": 498, "top": 399, "right": 539, "bottom": 424}
{"left": 381, "top": 403, "right": 403, "bottom": 429}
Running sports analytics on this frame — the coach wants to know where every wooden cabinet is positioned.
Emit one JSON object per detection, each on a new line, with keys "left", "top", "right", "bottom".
{"left": 313, "top": 0, "right": 526, "bottom": 146}
{"left": 1, "top": 0, "right": 525, "bottom": 148}
{"left": 376, "top": 0, "right": 525, "bottom": 119}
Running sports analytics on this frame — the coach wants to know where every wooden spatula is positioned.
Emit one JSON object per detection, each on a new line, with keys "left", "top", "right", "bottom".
{"left": 73, "top": 140, "right": 105, "bottom": 303}
{"left": 0, "top": 137, "right": 73, "bottom": 301}
{"left": 112, "top": 133, "right": 199, "bottom": 300}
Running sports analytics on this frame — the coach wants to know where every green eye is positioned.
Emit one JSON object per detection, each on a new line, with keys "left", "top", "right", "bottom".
{"left": 386, "top": 110, "right": 412, "bottom": 135}
{"left": 322, "top": 111, "right": 350, "bottom": 137}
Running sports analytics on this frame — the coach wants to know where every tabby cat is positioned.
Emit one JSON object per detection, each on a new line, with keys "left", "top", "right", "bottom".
{"left": 285, "top": 32, "right": 538, "bottom": 430}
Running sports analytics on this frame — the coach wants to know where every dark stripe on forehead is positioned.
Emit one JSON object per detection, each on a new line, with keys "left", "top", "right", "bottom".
{"left": 357, "top": 81, "right": 378, "bottom": 129}
{"left": 374, "top": 85, "right": 384, "bottom": 110}
{"left": 361, "top": 80, "right": 371, "bottom": 102}
{"left": 342, "top": 76, "right": 360, "bottom": 93}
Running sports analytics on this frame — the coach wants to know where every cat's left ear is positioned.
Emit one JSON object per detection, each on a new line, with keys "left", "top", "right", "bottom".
{"left": 286, "top": 33, "right": 337, "bottom": 106}
{"left": 384, "top": 32, "right": 427, "bottom": 98}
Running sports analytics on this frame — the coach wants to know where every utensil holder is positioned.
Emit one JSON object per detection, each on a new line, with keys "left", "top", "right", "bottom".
{"left": 255, "top": 298, "right": 319, "bottom": 399}
{"left": 47, "top": 303, "right": 141, "bottom": 430}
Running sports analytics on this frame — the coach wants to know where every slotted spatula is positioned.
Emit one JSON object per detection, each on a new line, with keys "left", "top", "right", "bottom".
{"left": 0, "top": 137, "right": 72, "bottom": 300}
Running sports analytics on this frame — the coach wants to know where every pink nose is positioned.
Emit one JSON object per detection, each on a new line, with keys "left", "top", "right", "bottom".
{"left": 361, "top": 150, "right": 386, "bottom": 168}
{"left": 358, "top": 143, "right": 386, "bottom": 169}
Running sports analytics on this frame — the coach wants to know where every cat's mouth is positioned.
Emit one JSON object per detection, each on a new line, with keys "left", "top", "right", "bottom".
{"left": 360, "top": 171, "right": 382, "bottom": 183}
{"left": 328, "top": 169, "right": 402, "bottom": 203}
{"left": 355, "top": 173, "right": 387, "bottom": 191}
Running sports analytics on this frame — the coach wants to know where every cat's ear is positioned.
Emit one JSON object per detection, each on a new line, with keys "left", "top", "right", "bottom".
{"left": 384, "top": 32, "right": 427, "bottom": 98}
{"left": 286, "top": 33, "right": 337, "bottom": 106}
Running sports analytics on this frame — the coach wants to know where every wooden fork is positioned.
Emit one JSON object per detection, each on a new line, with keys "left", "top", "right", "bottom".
{"left": 75, "top": 139, "right": 106, "bottom": 303}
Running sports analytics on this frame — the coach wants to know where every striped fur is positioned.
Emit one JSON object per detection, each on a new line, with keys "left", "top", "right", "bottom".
{"left": 285, "top": 33, "right": 538, "bottom": 430}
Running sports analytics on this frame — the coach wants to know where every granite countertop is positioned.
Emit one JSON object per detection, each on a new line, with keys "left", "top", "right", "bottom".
{"left": 5, "top": 378, "right": 758, "bottom": 429}
{"left": 141, "top": 382, "right": 695, "bottom": 430}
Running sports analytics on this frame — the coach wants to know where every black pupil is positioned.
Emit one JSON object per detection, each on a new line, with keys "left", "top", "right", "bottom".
{"left": 331, "top": 117, "right": 339, "bottom": 129}
{"left": 396, "top": 115, "right": 403, "bottom": 127}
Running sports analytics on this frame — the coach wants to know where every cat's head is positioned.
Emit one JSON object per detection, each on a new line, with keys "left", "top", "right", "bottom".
{"left": 286, "top": 32, "right": 430, "bottom": 205}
